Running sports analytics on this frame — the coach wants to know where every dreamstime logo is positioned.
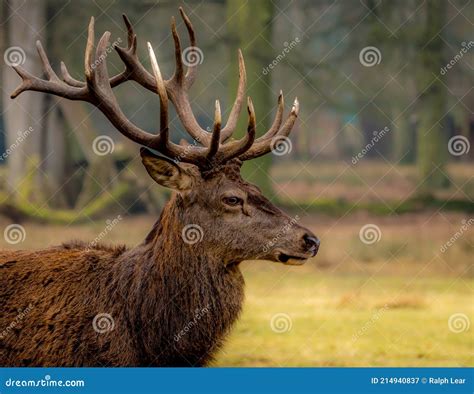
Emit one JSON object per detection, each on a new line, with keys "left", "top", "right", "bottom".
{"left": 4, "top": 46, "right": 26, "bottom": 67}
{"left": 174, "top": 304, "right": 211, "bottom": 342}
{"left": 440, "top": 218, "right": 473, "bottom": 253}
{"left": 4, "top": 224, "right": 26, "bottom": 245}
{"left": 270, "top": 313, "right": 292, "bottom": 333}
{"left": 359, "top": 46, "right": 382, "bottom": 67}
{"left": 92, "top": 313, "right": 115, "bottom": 333}
{"left": 262, "top": 215, "right": 300, "bottom": 253}
{"left": 182, "top": 46, "right": 204, "bottom": 67}
{"left": 352, "top": 304, "right": 389, "bottom": 342}
{"left": 1, "top": 126, "right": 34, "bottom": 162}
{"left": 270, "top": 136, "right": 292, "bottom": 156}
{"left": 448, "top": 313, "right": 470, "bottom": 333}
{"left": 92, "top": 135, "right": 115, "bottom": 156}
{"left": 90, "top": 37, "right": 122, "bottom": 69}
{"left": 173, "top": 137, "right": 201, "bottom": 164}
{"left": 262, "top": 37, "right": 300, "bottom": 75}
{"left": 86, "top": 215, "right": 123, "bottom": 252}
{"left": 0, "top": 303, "right": 34, "bottom": 340}
{"left": 352, "top": 126, "right": 390, "bottom": 165}
{"left": 448, "top": 135, "right": 470, "bottom": 156}
{"left": 440, "top": 41, "right": 473, "bottom": 75}
{"left": 4, "top": 374, "right": 85, "bottom": 388}
{"left": 181, "top": 224, "right": 204, "bottom": 245}
{"left": 359, "top": 224, "right": 381, "bottom": 245}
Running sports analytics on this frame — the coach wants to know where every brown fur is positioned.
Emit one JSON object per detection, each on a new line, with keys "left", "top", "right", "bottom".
{"left": 1, "top": 159, "right": 317, "bottom": 366}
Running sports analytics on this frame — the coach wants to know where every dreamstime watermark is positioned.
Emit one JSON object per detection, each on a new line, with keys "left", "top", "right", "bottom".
{"left": 0, "top": 127, "right": 34, "bottom": 161}
{"left": 174, "top": 304, "right": 211, "bottom": 342}
{"left": 352, "top": 304, "right": 389, "bottom": 342}
{"left": 173, "top": 137, "right": 201, "bottom": 164}
{"left": 440, "top": 218, "right": 473, "bottom": 253}
{"left": 5, "top": 375, "right": 85, "bottom": 388}
{"left": 440, "top": 41, "right": 473, "bottom": 75}
{"left": 448, "top": 135, "right": 470, "bottom": 156}
{"left": 0, "top": 303, "right": 34, "bottom": 340}
{"left": 262, "top": 215, "right": 300, "bottom": 253}
{"left": 262, "top": 37, "right": 300, "bottom": 75}
{"left": 4, "top": 224, "right": 26, "bottom": 245}
{"left": 92, "top": 313, "right": 115, "bottom": 334}
{"left": 448, "top": 313, "right": 470, "bottom": 333}
{"left": 270, "top": 313, "right": 292, "bottom": 333}
{"left": 4, "top": 46, "right": 26, "bottom": 67}
{"left": 85, "top": 215, "right": 123, "bottom": 252}
{"left": 90, "top": 37, "right": 122, "bottom": 69}
{"left": 359, "top": 46, "right": 382, "bottom": 67}
{"left": 359, "top": 224, "right": 382, "bottom": 245}
{"left": 270, "top": 136, "right": 292, "bottom": 156}
{"left": 182, "top": 46, "right": 204, "bottom": 67}
{"left": 352, "top": 126, "right": 390, "bottom": 165}
{"left": 181, "top": 224, "right": 204, "bottom": 245}
{"left": 92, "top": 135, "right": 115, "bottom": 156}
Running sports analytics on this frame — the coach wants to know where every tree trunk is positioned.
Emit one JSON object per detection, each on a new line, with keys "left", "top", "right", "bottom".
{"left": 41, "top": 96, "right": 68, "bottom": 207}
{"left": 2, "top": 0, "right": 46, "bottom": 195}
{"left": 58, "top": 100, "right": 118, "bottom": 208}
{"left": 393, "top": 108, "right": 417, "bottom": 164}
{"left": 226, "top": 0, "right": 274, "bottom": 196}
{"left": 416, "top": 0, "right": 449, "bottom": 189}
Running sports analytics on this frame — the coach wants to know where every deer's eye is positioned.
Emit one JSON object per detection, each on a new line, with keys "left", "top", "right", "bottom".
{"left": 222, "top": 196, "right": 243, "bottom": 206}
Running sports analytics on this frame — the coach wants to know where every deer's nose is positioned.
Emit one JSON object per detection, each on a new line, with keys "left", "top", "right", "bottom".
{"left": 303, "top": 233, "right": 320, "bottom": 255}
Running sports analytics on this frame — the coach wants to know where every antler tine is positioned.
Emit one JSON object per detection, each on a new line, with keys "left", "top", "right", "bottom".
{"left": 104, "top": 15, "right": 138, "bottom": 86}
{"left": 167, "top": 13, "right": 211, "bottom": 146}
{"left": 36, "top": 41, "right": 60, "bottom": 82}
{"left": 239, "top": 98, "right": 299, "bottom": 161}
{"left": 207, "top": 100, "right": 222, "bottom": 160}
{"left": 170, "top": 16, "right": 185, "bottom": 84}
{"left": 111, "top": 14, "right": 152, "bottom": 88}
{"left": 254, "top": 90, "right": 285, "bottom": 141}
{"left": 147, "top": 42, "right": 168, "bottom": 136}
{"left": 222, "top": 89, "right": 283, "bottom": 145}
{"left": 123, "top": 13, "right": 136, "bottom": 50}
{"left": 10, "top": 66, "right": 35, "bottom": 99}
{"left": 84, "top": 17, "right": 96, "bottom": 86}
{"left": 11, "top": 43, "right": 87, "bottom": 100}
{"left": 178, "top": 6, "right": 197, "bottom": 88}
{"left": 264, "top": 90, "right": 285, "bottom": 139}
{"left": 64, "top": 14, "right": 150, "bottom": 90}
{"left": 89, "top": 28, "right": 159, "bottom": 147}
{"left": 218, "top": 97, "right": 256, "bottom": 162}
{"left": 111, "top": 10, "right": 211, "bottom": 150}
{"left": 220, "top": 50, "right": 247, "bottom": 142}
{"left": 60, "top": 62, "right": 84, "bottom": 87}
{"left": 147, "top": 42, "right": 209, "bottom": 164}
{"left": 11, "top": 40, "right": 70, "bottom": 98}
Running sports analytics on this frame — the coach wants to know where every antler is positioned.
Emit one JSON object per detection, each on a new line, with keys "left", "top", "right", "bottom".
{"left": 10, "top": 8, "right": 298, "bottom": 167}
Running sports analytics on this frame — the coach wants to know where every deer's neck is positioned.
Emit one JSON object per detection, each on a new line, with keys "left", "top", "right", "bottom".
{"left": 121, "top": 197, "right": 244, "bottom": 365}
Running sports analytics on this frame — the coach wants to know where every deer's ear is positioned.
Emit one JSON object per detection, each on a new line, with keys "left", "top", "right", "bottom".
{"left": 140, "top": 148, "right": 194, "bottom": 191}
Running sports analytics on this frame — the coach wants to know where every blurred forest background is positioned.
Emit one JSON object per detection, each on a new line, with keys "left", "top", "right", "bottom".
{"left": 0, "top": 0, "right": 473, "bottom": 366}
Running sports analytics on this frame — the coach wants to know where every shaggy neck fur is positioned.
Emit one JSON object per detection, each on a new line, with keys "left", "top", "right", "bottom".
{"left": 111, "top": 196, "right": 245, "bottom": 366}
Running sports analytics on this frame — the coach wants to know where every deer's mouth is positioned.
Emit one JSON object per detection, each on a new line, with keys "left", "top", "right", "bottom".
{"left": 277, "top": 253, "right": 309, "bottom": 266}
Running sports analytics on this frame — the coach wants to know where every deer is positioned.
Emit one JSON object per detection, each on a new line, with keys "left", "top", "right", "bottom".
{"left": 0, "top": 8, "right": 320, "bottom": 367}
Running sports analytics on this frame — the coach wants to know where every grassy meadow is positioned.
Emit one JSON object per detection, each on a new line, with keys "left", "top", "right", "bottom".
{"left": 216, "top": 269, "right": 472, "bottom": 366}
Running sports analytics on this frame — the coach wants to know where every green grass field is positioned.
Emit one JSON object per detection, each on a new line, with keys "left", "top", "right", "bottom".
{"left": 216, "top": 268, "right": 473, "bottom": 366}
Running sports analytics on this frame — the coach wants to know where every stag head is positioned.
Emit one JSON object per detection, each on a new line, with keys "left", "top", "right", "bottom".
{"left": 11, "top": 7, "right": 320, "bottom": 265}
